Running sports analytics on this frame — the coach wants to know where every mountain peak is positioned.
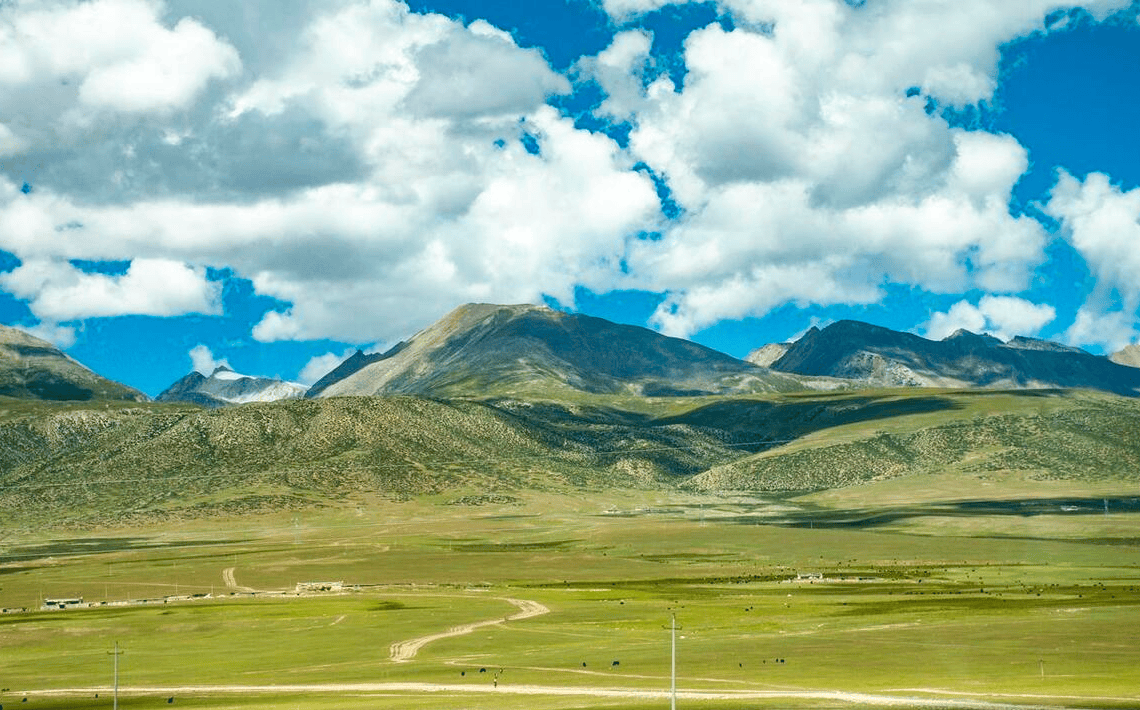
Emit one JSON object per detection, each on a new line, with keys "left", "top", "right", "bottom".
{"left": 313, "top": 303, "right": 816, "bottom": 398}
{"left": 943, "top": 329, "right": 1003, "bottom": 348}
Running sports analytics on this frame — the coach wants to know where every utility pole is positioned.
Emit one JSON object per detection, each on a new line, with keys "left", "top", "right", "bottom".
{"left": 109, "top": 642, "right": 124, "bottom": 710}
{"left": 664, "top": 614, "right": 682, "bottom": 710}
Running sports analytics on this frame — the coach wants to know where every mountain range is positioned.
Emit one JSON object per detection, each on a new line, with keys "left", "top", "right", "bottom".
{"left": 310, "top": 303, "right": 820, "bottom": 398}
{"left": 3, "top": 305, "right": 1140, "bottom": 405}
{"left": 752, "top": 320, "right": 1140, "bottom": 396}
{"left": 6, "top": 306, "right": 1140, "bottom": 527}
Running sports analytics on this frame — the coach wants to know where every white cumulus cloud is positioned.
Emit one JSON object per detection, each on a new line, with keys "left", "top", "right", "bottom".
{"left": 1044, "top": 170, "right": 1140, "bottom": 351}
{"left": 0, "top": 0, "right": 240, "bottom": 125}
{"left": 578, "top": 0, "right": 1138, "bottom": 337}
{"left": 0, "top": 258, "right": 221, "bottom": 322}
{"left": 924, "top": 296, "right": 1057, "bottom": 342}
{"left": 0, "top": 1, "right": 658, "bottom": 345}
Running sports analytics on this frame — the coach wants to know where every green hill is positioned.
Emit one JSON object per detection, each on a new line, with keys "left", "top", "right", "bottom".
{"left": 4, "top": 388, "right": 1140, "bottom": 529}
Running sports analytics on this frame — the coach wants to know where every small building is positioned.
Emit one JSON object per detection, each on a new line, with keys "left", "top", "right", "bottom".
{"left": 42, "top": 597, "right": 84, "bottom": 610}
{"left": 296, "top": 581, "right": 344, "bottom": 593}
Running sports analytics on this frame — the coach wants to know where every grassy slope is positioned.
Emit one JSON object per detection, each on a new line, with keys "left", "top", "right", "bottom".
{"left": 679, "top": 389, "right": 1140, "bottom": 494}
{"left": 5, "top": 388, "right": 1140, "bottom": 528}
{"left": 0, "top": 395, "right": 750, "bottom": 527}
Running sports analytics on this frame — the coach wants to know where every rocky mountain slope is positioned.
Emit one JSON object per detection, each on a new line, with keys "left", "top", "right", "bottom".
{"left": 158, "top": 367, "right": 306, "bottom": 407}
{"left": 745, "top": 342, "right": 791, "bottom": 367}
{"left": 0, "top": 324, "right": 147, "bottom": 402}
{"left": 313, "top": 303, "right": 824, "bottom": 398}
{"left": 1111, "top": 343, "right": 1140, "bottom": 368}
{"left": 765, "top": 320, "right": 1140, "bottom": 396}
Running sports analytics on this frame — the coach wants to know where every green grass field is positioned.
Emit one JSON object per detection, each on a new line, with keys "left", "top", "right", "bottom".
{"left": 4, "top": 487, "right": 1140, "bottom": 710}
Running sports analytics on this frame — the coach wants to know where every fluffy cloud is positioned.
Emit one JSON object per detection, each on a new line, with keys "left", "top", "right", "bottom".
{"left": 1045, "top": 171, "right": 1140, "bottom": 307}
{"left": 189, "top": 343, "right": 230, "bottom": 376}
{"left": 0, "top": 0, "right": 240, "bottom": 119}
{"left": 924, "top": 296, "right": 1057, "bottom": 342}
{"left": 583, "top": 1, "right": 1136, "bottom": 337}
{"left": 0, "top": 258, "right": 221, "bottom": 321}
{"left": 1044, "top": 170, "right": 1140, "bottom": 351}
{"left": 1063, "top": 307, "right": 1138, "bottom": 353}
{"left": 0, "top": 1, "right": 658, "bottom": 344}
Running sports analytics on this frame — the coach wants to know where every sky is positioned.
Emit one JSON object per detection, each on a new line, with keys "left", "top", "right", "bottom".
{"left": 1, "top": 0, "right": 1139, "bottom": 396}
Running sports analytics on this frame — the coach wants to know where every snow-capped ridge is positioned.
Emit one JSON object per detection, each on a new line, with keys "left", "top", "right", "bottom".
{"left": 159, "top": 367, "right": 306, "bottom": 407}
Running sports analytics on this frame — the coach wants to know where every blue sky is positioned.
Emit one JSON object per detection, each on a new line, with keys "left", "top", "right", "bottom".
{"left": 1, "top": 0, "right": 1139, "bottom": 396}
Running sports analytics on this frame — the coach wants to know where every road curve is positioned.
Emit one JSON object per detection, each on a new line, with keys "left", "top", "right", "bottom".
{"left": 221, "top": 567, "right": 256, "bottom": 593}
{"left": 389, "top": 597, "right": 550, "bottom": 662}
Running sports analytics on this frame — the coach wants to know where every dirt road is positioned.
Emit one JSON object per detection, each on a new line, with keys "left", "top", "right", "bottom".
{"left": 389, "top": 597, "right": 550, "bottom": 662}
{"left": 21, "top": 683, "right": 1118, "bottom": 709}
{"left": 221, "top": 567, "right": 256, "bottom": 593}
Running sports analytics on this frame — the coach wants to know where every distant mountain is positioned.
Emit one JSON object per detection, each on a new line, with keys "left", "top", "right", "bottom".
{"left": 313, "top": 303, "right": 825, "bottom": 398}
{"left": 1111, "top": 343, "right": 1140, "bottom": 369}
{"left": 0, "top": 324, "right": 147, "bottom": 401}
{"left": 745, "top": 342, "right": 791, "bottom": 367}
{"left": 765, "top": 320, "right": 1140, "bottom": 396}
{"left": 157, "top": 367, "right": 306, "bottom": 407}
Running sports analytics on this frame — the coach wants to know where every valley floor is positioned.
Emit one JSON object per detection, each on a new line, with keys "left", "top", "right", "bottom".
{"left": 3, "top": 489, "right": 1140, "bottom": 710}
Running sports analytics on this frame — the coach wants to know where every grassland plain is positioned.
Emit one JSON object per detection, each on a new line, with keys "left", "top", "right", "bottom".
{"left": 3, "top": 389, "right": 1140, "bottom": 708}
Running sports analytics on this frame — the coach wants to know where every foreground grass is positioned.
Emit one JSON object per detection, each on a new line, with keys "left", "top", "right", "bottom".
{"left": 3, "top": 491, "right": 1140, "bottom": 709}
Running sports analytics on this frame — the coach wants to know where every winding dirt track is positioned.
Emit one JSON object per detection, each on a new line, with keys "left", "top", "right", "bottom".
{"left": 21, "top": 684, "right": 1121, "bottom": 709}
{"left": 389, "top": 597, "right": 550, "bottom": 662}
{"left": 221, "top": 567, "right": 256, "bottom": 593}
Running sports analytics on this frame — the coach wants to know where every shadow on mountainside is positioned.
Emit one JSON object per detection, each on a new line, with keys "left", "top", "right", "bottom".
{"left": 655, "top": 393, "right": 968, "bottom": 452}
{"left": 736, "top": 496, "right": 1140, "bottom": 532}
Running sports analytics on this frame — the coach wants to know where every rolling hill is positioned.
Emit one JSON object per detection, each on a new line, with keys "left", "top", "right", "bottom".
{"left": 5, "top": 387, "right": 1140, "bottom": 528}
